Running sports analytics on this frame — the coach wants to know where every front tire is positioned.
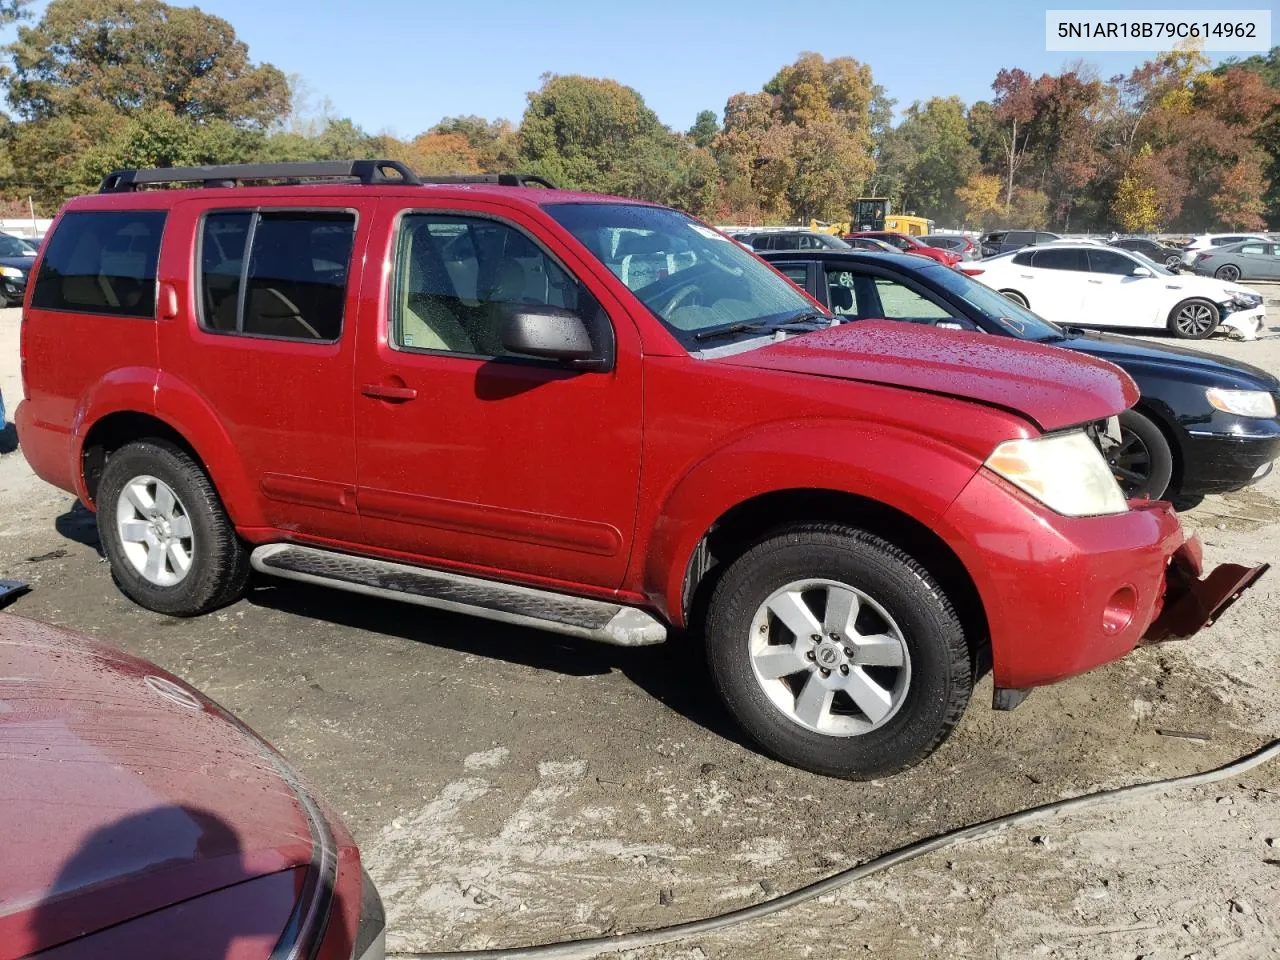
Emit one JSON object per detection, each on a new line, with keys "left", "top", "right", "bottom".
{"left": 705, "top": 524, "right": 972, "bottom": 780}
{"left": 97, "top": 440, "right": 249, "bottom": 616}
{"left": 1167, "top": 298, "right": 1219, "bottom": 339}
{"left": 1111, "top": 410, "right": 1174, "bottom": 501}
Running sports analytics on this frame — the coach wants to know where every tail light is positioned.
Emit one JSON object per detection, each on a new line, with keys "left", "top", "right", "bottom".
{"left": 1195, "top": 253, "right": 1212, "bottom": 262}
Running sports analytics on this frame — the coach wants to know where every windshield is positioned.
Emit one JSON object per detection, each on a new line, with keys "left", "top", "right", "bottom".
{"left": 545, "top": 203, "right": 822, "bottom": 346}
{"left": 1127, "top": 250, "right": 1175, "bottom": 276}
{"left": 0, "top": 234, "right": 33, "bottom": 257}
{"left": 923, "top": 263, "right": 1065, "bottom": 341}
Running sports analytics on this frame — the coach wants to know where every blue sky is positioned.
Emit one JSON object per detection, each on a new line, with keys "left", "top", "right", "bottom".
{"left": 9, "top": 0, "right": 1268, "bottom": 134}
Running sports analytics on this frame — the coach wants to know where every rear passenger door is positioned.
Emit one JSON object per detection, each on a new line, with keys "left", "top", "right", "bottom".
{"left": 156, "top": 196, "right": 377, "bottom": 542}
{"left": 1019, "top": 248, "right": 1086, "bottom": 322}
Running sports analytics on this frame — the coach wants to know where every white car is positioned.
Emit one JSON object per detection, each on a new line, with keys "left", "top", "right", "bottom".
{"left": 962, "top": 244, "right": 1266, "bottom": 340}
{"left": 1181, "top": 232, "right": 1270, "bottom": 266}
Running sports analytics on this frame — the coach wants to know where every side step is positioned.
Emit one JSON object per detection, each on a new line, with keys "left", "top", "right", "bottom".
{"left": 249, "top": 544, "right": 668, "bottom": 647}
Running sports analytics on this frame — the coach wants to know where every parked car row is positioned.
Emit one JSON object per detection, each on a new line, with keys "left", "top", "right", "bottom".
{"left": 10, "top": 162, "right": 1271, "bottom": 792}
{"left": 763, "top": 248, "right": 1279, "bottom": 502}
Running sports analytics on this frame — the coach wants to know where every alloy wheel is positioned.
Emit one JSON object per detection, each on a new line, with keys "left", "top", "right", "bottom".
{"left": 748, "top": 578, "right": 911, "bottom": 737}
{"left": 1174, "top": 303, "right": 1215, "bottom": 337}
{"left": 1107, "top": 428, "right": 1152, "bottom": 497}
{"left": 1216, "top": 265, "right": 1241, "bottom": 282}
{"left": 116, "top": 475, "right": 196, "bottom": 586}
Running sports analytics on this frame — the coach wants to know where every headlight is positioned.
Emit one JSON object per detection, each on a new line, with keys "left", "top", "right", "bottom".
{"left": 0, "top": 266, "right": 22, "bottom": 279}
{"left": 1206, "top": 388, "right": 1277, "bottom": 418}
{"left": 985, "top": 431, "right": 1129, "bottom": 517}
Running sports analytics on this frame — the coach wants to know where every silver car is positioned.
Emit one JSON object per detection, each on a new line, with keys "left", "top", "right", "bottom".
{"left": 1189, "top": 239, "right": 1280, "bottom": 282}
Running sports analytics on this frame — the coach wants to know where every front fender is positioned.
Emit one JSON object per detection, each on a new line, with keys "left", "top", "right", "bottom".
{"left": 644, "top": 418, "right": 984, "bottom": 624}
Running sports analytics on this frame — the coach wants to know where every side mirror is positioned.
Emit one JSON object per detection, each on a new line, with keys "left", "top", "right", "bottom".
{"left": 1131, "top": 266, "right": 1153, "bottom": 277}
{"left": 502, "top": 305, "right": 609, "bottom": 370}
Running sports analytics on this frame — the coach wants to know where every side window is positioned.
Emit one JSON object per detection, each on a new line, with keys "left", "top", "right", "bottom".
{"left": 872, "top": 276, "right": 956, "bottom": 322}
{"left": 1011, "top": 250, "right": 1036, "bottom": 266}
{"left": 32, "top": 210, "right": 166, "bottom": 317}
{"left": 1238, "top": 244, "right": 1267, "bottom": 255}
{"left": 392, "top": 213, "right": 608, "bottom": 359}
{"left": 825, "top": 269, "right": 864, "bottom": 317}
{"left": 1087, "top": 249, "right": 1139, "bottom": 276}
{"left": 1031, "top": 248, "right": 1085, "bottom": 271}
{"left": 1035, "top": 233, "right": 1059, "bottom": 244}
{"left": 777, "top": 265, "right": 808, "bottom": 288}
{"left": 1008, "top": 231, "right": 1035, "bottom": 246}
{"left": 198, "top": 210, "right": 355, "bottom": 341}
{"left": 751, "top": 236, "right": 772, "bottom": 251}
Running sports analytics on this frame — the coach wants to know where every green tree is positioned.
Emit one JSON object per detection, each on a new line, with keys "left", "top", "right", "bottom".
{"left": 6, "top": 0, "right": 290, "bottom": 127}
{"left": 688, "top": 109, "right": 719, "bottom": 148}
{"left": 432, "top": 114, "right": 517, "bottom": 171}
{"left": 891, "top": 97, "right": 978, "bottom": 224}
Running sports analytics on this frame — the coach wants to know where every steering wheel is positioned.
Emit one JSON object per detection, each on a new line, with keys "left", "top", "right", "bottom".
{"left": 662, "top": 283, "right": 703, "bottom": 315}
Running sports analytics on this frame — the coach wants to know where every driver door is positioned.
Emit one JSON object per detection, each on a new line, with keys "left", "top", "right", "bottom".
{"left": 1081, "top": 248, "right": 1160, "bottom": 328}
{"left": 353, "top": 201, "right": 643, "bottom": 589}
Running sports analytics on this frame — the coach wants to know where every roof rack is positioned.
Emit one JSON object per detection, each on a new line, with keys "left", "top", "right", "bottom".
{"left": 416, "top": 173, "right": 558, "bottom": 189}
{"left": 98, "top": 162, "right": 558, "bottom": 193}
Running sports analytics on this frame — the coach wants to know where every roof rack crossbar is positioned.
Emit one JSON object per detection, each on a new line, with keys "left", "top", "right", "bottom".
{"left": 417, "top": 173, "right": 558, "bottom": 189}
{"left": 98, "top": 159, "right": 422, "bottom": 193}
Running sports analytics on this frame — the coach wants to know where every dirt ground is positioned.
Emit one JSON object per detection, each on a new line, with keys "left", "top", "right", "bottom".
{"left": 2, "top": 302, "right": 1278, "bottom": 960}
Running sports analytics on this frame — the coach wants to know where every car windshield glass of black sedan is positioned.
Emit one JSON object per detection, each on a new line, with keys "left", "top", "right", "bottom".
{"left": 545, "top": 203, "right": 820, "bottom": 343}
{"left": 924, "top": 263, "right": 1064, "bottom": 341}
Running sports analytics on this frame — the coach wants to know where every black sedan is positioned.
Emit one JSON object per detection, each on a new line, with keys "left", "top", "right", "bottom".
{"left": 1109, "top": 236, "right": 1185, "bottom": 269}
{"left": 0, "top": 231, "right": 37, "bottom": 306}
{"left": 763, "top": 249, "right": 1280, "bottom": 501}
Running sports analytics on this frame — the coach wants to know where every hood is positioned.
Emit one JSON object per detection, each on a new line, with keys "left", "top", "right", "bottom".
{"left": 717, "top": 321, "right": 1137, "bottom": 431}
{"left": 0, "top": 614, "right": 314, "bottom": 957}
{"left": 1059, "top": 329, "right": 1280, "bottom": 390}
{"left": 1158, "top": 272, "right": 1260, "bottom": 302}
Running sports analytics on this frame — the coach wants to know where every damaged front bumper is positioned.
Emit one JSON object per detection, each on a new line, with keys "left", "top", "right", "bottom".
{"left": 1219, "top": 302, "right": 1265, "bottom": 341}
{"left": 1143, "top": 535, "right": 1269, "bottom": 643}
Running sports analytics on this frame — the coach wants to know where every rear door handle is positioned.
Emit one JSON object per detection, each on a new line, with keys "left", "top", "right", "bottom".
{"left": 361, "top": 384, "right": 418, "bottom": 402}
{"left": 1087, "top": 279, "right": 1103, "bottom": 284}
{"left": 1018, "top": 274, "right": 1034, "bottom": 279}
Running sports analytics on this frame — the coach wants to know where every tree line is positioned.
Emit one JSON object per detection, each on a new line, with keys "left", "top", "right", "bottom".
{"left": 0, "top": 0, "right": 1276, "bottom": 231}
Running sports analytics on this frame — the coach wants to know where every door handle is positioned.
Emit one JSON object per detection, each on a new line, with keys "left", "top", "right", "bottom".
{"left": 1018, "top": 274, "right": 1034, "bottom": 279}
{"left": 1087, "top": 279, "right": 1103, "bottom": 284}
{"left": 361, "top": 383, "right": 418, "bottom": 402}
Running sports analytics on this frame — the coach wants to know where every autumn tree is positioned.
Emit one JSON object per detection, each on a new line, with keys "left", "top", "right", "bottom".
{"left": 956, "top": 172, "right": 1003, "bottom": 229}
{"left": 6, "top": 0, "right": 289, "bottom": 126}
{"left": 888, "top": 97, "right": 978, "bottom": 224}
{"left": 432, "top": 114, "right": 517, "bottom": 171}
{"left": 1112, "top": 148, "right": 1161, "bottom": 232}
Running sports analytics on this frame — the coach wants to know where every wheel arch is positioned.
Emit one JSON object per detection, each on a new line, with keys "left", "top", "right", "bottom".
{"left": 679, "top": 488, "right": 990, "bottom": 678}
{"left": 997, "top": 288, "right": 1028, "bottom": 307}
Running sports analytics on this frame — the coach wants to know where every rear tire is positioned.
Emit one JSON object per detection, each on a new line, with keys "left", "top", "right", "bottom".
{"left": 97, "top": 440, "right": 249, "bottom": 616}
{"left": 704, "top": 524, "right": 972, "bottom": 780}
{"left": 1214, "top": 264, "right": 1241, "bottom": 282}
{"left": 999, "top": 289, "right": 1029, "bottom": 308}
{"left": 1167, "top": 298, "right": 1219, "bottom": 339}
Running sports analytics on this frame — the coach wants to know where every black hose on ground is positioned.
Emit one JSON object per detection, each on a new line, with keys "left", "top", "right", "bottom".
{"left": 389, "top": 737, "right": 1280, "bottom": 960}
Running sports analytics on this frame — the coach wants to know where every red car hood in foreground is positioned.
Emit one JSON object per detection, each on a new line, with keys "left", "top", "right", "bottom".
{"left": 719, "top": 320, "right": 1139, "bottom": 432}
{"left": 0, "top": 614, "right": 314, "bottom": 958}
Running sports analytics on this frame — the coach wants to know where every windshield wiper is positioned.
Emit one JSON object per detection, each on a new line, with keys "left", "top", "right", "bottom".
{"left": 693, "top": 311, "right": 832, "bottom": 342}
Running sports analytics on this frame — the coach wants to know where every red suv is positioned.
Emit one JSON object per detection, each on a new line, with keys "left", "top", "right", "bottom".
{"left": 16, "top": 161, "right": 1264, "bottom": 779}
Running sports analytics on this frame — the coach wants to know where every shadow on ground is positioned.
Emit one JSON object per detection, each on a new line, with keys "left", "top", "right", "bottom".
{"left": 245, "top": 576, "right": 751, "bottom": 750}
{"left": 0, "top": 421, "right": 16, "bottom": 454}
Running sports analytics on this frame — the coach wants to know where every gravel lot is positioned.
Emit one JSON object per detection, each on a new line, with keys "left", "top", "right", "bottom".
{"left": 2, "top": 303, "right": 1278, "bottom": 960}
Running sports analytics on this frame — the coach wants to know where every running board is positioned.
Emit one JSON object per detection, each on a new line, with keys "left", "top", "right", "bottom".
{"left": 249, "top": 544, "right": 668, "bottom": 647}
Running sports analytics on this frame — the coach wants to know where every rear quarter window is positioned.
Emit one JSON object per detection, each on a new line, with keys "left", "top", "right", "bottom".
{"left": 31, "top": 210, "right": 166, "bottom": 318}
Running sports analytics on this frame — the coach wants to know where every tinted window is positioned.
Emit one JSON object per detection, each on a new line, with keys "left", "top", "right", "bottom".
{"left": 1032, "top": 248, "right": 1085, "bottom": 271}
{"left": 198, "top": 210, "right": 354, "bottom": 341}
{"left": 0, "top": 234, "right": 32, "bottom": 257}
{"left": 872, "top": 277, "right": 955, "bottom": 322}
{"left": 1087, "top": 249, "right": 1139, "bottom": 275}
{"left": 777, "top": 265, "right": 808, "bottom": 287}
{"left": 392, "top": 213, "right": 607, "bottom": 359}
{"left": 1007, "top": 231, "right": 1036, "bottom": 245}
{"left": 925, "top": 236, "right": 960, "bottom": 250}
{"left": 32, "top": 210, "right": 165, "bottom": 317}
{"left": 1035, "top": 233, "right": 1059, "bottom": 243}
{"left": 1011, "top": 250, "right": 1036, "bottom": 266}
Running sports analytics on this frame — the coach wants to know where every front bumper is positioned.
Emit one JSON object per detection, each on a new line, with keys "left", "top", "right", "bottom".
{"left": 1219, "top": 305, "right": 1265, "bottom": 340}
{"left": 941, "top": 469, "right": 1267, "bottom": 690}
{"left": 1179, "top": 422, "right": 1280, "bottom": 494}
